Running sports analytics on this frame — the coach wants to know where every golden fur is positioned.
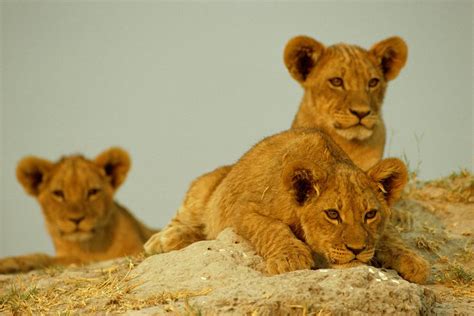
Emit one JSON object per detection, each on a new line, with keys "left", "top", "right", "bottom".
{"left": 145, "top": 129, "right": 429, "bottom": 284}
{"left": 0, "top": 148, "right": 156, "bottom": 274}
{"left": 284, "top": 36, "right": 408, "bottom": 170}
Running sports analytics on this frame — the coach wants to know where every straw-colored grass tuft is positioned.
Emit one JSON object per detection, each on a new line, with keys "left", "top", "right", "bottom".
{"left": 0, "top": 255, "right": 211, "bottom": 314}
{"left": 434, "top": 262, "right": 474, "bottom": 298}
{"left": 406, "top": 169, "right": 473, "bottom": 204}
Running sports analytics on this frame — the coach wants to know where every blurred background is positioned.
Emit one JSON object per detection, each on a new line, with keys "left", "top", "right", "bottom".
{"left": 1, "top": 1, "right": 472, "bottom": 257}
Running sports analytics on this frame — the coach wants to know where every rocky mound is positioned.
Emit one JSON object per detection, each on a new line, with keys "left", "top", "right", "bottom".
{"left": 127, "top": 229, "right": 433, "bottom": 315}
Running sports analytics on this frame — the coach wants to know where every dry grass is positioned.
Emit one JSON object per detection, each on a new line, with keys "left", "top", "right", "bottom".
{"left": 405, "top": 169, "right": 473, "bottom": 204}
{"left": 455, "top": 241, "right": 474, "bottom": 264}
{"left": 432, "top": 245, "right": 474, "bottom": 298}
{"left": 415, "top": 235, "right": 442, "bottom": 252}
{"left": 286, "top": 303, "right": 332, "bottom": 316}
{"left": 434, "top": 263, "right": 474, "bottom": 298}
{"left": 0, "top": 255, "right": 212, "bottom": 314}
{"left": 400, "top": 169, "right": 474, "bottom": 303}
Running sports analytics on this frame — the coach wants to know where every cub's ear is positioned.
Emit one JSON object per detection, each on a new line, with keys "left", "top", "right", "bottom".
{"left": 282, "top": 161, "right": 326, "bottom": 205}
{"left": 284, "top": 35, "right": 325, "bottom": 84}
{"left": 367, "top": 158, "right": 408, "bottom": 206}
{"left": 370, "top": 36, "right": 408, "bottom": 81}
{"left": 16, "top": 157, "right": 53, "bottom": 196}
{"left": 95, "top": 147, "right": 131, "bottom": 190}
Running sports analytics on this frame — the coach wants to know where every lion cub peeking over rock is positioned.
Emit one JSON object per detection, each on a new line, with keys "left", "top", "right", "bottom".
{"left": 0, "top": 147, "right": 156, "bottom": 274}
{"left": 285, "top": 36, "right": 407, "bottom": 170}
{"left": 145, "top": 129, "right": 429, "bottom": 284}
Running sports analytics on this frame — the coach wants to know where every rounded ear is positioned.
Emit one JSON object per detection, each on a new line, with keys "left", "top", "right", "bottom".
{"left": 95, "top": 147, "right": 131, "bottom": 190}
{"left": 16, "top": 157, "right": 53, "bottom": 196}
{"left": 367, "top": 158, "right": 408, "bottom": 206}
{"left": 369, "top": 36, "right": 408, "bottom": 81}
{"left": 284, "top": 35, "right": 325, "bottom": 84}
{"left": 282, "top": 161, "right": 326, "bottom": 205}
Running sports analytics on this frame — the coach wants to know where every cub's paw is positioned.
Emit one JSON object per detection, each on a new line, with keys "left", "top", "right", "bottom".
{"left": 0, "top": 253, "right": 50, "bottom": 274}
{"left": 144, "top": 232, "right": 165, "bottom": 255}
{"left": 396, "top": 252, "right": 430, "bottom": 284}
{"left": 144, "top": 227, "right": 198, "bottom": 255}
{"left": 0, "top": 257, "right": 23, "bottom": 274}
{"left": 266, "top": 245, "right": 314, "bottom": 275}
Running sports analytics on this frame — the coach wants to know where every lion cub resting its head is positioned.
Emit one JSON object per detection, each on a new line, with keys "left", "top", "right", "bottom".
{"left": 145, "top": 129, "right": 429, "bottom": 284}
{"left": 0, "top": 147, "right": 156, "bottom": 274}
{"left": 285, "top": 36, "right": 407, "bottom": 170}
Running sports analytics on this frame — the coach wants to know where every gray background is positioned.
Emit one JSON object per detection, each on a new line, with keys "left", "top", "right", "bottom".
{"left": 0, "top": 1, "right": 472, "bottom": 257}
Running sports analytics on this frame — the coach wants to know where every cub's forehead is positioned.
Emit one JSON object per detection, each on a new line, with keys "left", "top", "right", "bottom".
{"left": 48, "top": 156, "right": 104, "bottom": 186}
{"left": 319, "top": 44, "right": 380, "bottom": 77}
{"left": 324, "top": 168, "right": 381, "bottom": 208}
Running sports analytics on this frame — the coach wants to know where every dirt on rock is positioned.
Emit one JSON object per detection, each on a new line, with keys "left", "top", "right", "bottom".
{"left": 0, "top": 171, "right": 472, "bottom": 315}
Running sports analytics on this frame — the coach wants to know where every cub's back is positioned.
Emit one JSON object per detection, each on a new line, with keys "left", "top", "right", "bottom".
{"left": 205, "top": 129, "right": 354, "bottom": 237}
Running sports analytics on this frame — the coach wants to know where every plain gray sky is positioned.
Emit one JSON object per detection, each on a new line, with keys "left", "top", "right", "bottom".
{"left": 1, "top": 1, "right": 472, "bottom": 257}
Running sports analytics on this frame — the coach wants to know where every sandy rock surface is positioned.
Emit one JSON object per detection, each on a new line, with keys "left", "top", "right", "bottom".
{"left": 128, "top": 229, "right": 433, "bottom": 315}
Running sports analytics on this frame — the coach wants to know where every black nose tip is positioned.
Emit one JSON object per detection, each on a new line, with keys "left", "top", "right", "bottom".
{"left": 350, "top": 109, "right": 371, "bottom": 119}
{"left": 346, "top": 245, "right": 366, "bottom": 256}
{"left": 70, "top": 216, "right": 85, "bottom": 225}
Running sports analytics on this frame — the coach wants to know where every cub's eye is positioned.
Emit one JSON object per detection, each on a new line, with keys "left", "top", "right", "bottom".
{"left": 52, "top": 190, "right": 64, "bottom": 199}
{"left": 365, "top": 209, "right": 378, "bottom": 221}
{"left": 324, "top": 209, "right": 340, "bottom": 221}
{"left": 368, "top": 78, "right": 379, "bottom": 88}
{"left": 87, "top": 188, "right": 101, "bottom": 198}
{"left": 329, "top": 77, "right": 344, "bottom": 87}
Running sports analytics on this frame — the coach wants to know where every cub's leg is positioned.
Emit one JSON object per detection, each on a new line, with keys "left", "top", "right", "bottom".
{"left": 0, "top": 253, "right": 79, "bottom": 274}
{"left": 144, "top": 210, "right": 207, "bottom": 254}
{"left": 233, "top": 211, "right": 314, "bottom": 275}
{"left": 0, "top": 253, "right": 53, "bottom": 274}
{"left": 375, "top": 226, "right": 430, "bottom": 284}
{"left": 144, "top": 166, "right": 231, "bottom": 255}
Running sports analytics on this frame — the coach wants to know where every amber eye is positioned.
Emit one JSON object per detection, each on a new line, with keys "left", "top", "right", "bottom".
{"left": 365, "top": 209, "right": 378, "bottom": 221}
{"left": 324, "top": 209, "right": 340, "bottom": 221}
{"left": 368, "top": 78, "right": 379, "bottom": 88}
{"left": 87, "top": 188, "right": 101, "bottom": 198}
{"left": 329, "top": 77, "right": 344, "bottom": 87}
{"left": 52, "top": 190, "right": 64, "bottom": 199}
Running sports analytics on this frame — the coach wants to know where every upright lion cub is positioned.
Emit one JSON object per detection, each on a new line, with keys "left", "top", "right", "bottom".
{"left": 145, "top": 129, "right": 429, "bottom": 284}
{"left": 284, "top": 36, "right": 408, "bottom": 170}
{"left": 0, "top": 147, "right": 156, "bottom": 274}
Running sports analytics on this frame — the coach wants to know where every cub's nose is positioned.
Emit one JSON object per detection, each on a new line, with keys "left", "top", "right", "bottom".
{"left": 345, "top": 245, "right": 366, "bottom": 256}
{"left": 69, "top": 216, "right": 85, "bottom": 225}
{"left": 350, "top": 108, "right": 371, "bottom": 119}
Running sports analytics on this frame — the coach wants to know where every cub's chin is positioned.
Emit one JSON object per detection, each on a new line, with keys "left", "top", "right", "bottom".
{"left": 61, "top": 230, "right": 95, "bottom": 242}
{"left": 334, "top": 125, "right": 374, "bottom": 141}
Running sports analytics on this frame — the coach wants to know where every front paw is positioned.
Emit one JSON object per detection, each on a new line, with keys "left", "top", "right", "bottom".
{"left": 143, "top": 232, "right": 165, "bottom": 255}
{"left": 266, "top": 245, "right": 314, "bottom": 275}
{"left": 396, "top": 253, "right": 430, "bottom": 284}
{"left": 0, "top": 257, "right": 23, "bottom": 274}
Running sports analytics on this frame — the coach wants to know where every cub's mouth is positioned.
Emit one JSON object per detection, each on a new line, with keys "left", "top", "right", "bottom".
{"left": 333, "top": 117, "right": 377, "bottom": 130}
{"left": 333, "top": 114, "right": 378, "bottom": 135}
{"left": 325, "top": 248, "right": 375, "bottom": 268}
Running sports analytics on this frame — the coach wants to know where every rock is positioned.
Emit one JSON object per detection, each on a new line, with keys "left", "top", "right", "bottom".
{"left": 127, "top": 229, "right": 434, "bottom": 315}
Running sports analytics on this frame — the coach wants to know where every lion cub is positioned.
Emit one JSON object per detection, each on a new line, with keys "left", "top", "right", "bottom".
{"left": 0, "top": 147, "right": 156, "bottom": 274}
{"left": 284, "top": 36, "right": 407, "bottom": 170}
{"left": 145, "top": 129, "right": 429, "bottom": 284}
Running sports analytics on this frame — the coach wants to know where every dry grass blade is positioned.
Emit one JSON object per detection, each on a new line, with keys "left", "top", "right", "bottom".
{"left": 415, "top": 236, "right": 442, "bottom": 252}
{"left": 0, "top": 255, "right": 211, "bottom": 314}
{"left": 406, "top": 169, "right": 473, "bottom": 203}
